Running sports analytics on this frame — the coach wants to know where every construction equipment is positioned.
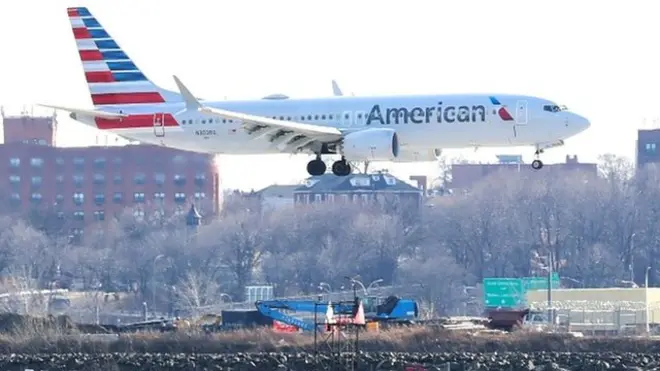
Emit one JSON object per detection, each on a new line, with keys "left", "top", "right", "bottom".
{"left": 255, "top": 295, "right": 419, "bottom": 332}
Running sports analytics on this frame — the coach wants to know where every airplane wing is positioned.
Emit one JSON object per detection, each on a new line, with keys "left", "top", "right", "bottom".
{"left": 38, "top": 104, "right": 128, "bottom": 119}
{"left": 173, "top": 76, "right": 343, "bottom": 153}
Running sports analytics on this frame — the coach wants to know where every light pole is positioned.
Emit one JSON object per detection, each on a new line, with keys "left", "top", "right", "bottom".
{"left": 319, "top": 282, "right": 332, "bottom": 293}
{"left": 646, "top": 266, "right": 651, "bottom": 335}
{"left": 152, "top": 254, "right": 166, "bottom": 313}
{"left": 367, "top": 279, "right": 383, "bottom": 292}
{"left": 630, "top": 233, "right": 636, "bottom": 283}
{"left": 345, "top": 276, "right": 367, "bottom": 297}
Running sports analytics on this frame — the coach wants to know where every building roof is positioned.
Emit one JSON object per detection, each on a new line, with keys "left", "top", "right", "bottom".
{"left": 256, "top": 184, "right": 299, "bottom": 199}
{"left": 294, "top": 172, "right": 422, "bottom": 193}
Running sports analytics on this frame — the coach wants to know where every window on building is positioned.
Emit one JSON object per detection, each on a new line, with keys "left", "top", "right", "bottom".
{"left": 56, "top": 175, "right": 64, "bottom": 184}
{"left": 56, "top": 211, "right": 65, "bottom": 219}
{"left": 194, "top": 173, "right": 206, "bottom": 186}
{"left": 174, "top": 206, "right": 185, "bottom": 216}
{"left": 55, "top": 157, "right": 65, "bottom": 167}
{"left": 9, "top": 193, "right": 20, "bottom": 205}
{"left": 94, "top": 210, "right": 105, "bottom": 221}
{"left": 327, "top": 194, "right": 335, "bottom": 203}
{"left": 73, "top": 157, "right": 85, "bottom": 170}
{"left": 73, "top": 192, "right": 84, "bottom": 205}
{"left": 645, "top": 142, "right": 657, "bottom": 154}
{"left": 93, "top": 173, "right": 105, "bottom": 185}
{"left": 174, "top": 192, "right": 186, "bottom": 203}
{"left": 73, "top": 174, "right": 84, "bottom": 187}
{"left": 314, "top": 194, "right": 322, "bottom": 203}
{"left": 73, "top": 211, "right": 85, "bottom": 221}
{"left": 30, "top": 158, "right": 43, "bottom": 168}
{"left": 134, "top": 192, "right": 145, "bottom": 203}
{"left": 31, "top": 176, "right": 42, "bottom": 187}
{"left": 154, "top": 172, "right": 165, "bottom": 185}
{"left": 113, "top": 157, "right": 122, "bottom": 166}
{"left": 173, "top": 155, "right": 187, "bottom": 164}
{"left": 8, "top": 175, "right": 19, "bottom": 184}
{"left": 55, "top": 194, "right": 64, "bottom": 204}
{"left": 153, "top": 192, "right": 165, "bottom": 201}
{"left": 134, "top": 173, "right": 146, "bottom": 185}
{"left": 9, "top": 158, "right": 20, "bottom": 168}
{"left": 133, "top": 208, "right": 145, "bottom": 221}
{"left": 94, "top": 194, "right": 105, "bottom": 206}
{"left": 361, "top": 194, "right": 369, "bottom": 203}
{"left": 94, "top": 157, "right": 106, "bottom": 169}
{"left": 194, "top": 192, "right": 206, "bottom": 200}
{"left": 31, "top": 193, "right": 42, "bottom": 203}
{"left": 113, "top": 174, "right": 122, "bottom": 185}
{"left": 113, "top": 192, "right": 123, "bottom": 204}
{"left": 174, "top": 174, "right": 186, "bottom": 186}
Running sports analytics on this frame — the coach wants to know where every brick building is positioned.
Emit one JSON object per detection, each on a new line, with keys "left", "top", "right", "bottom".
{"left": 0, "top": 111, "right": 221, "bottom": 238}
{"left": 450, "top": 154, "right": 597, "bottom": 191}
{"left": 292, "top": 172, "right": 423, "bottom": 216}
{"left": 636, "top": 129, "right": 660, "bottom": 168}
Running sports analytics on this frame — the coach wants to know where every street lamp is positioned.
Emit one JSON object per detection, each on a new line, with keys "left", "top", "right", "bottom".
{"left": 367, "top": 279, "right": 384, "bottom": 292}
{"left": 345, "top": 276, "right": 367, "bottom": 297}
{"left": 152, "top": 254, "right": 166, "bottom": 313}
{"left": 646, "top": 266, "right": 651, "bottom": 335}
{"left": 630, "top": 233, "right": 636, "bottom": 282}
{"left": 319, "top": 282, "right": 332, "bottom": 293}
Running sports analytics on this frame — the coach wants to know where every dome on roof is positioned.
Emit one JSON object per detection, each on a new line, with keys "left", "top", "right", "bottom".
{"left": 262, "top": 93, "right": 290, "bottom": 100}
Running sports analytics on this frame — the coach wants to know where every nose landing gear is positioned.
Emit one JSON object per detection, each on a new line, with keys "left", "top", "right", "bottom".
{"left": 531, "top": 148, "right": 544, "bottom": 170}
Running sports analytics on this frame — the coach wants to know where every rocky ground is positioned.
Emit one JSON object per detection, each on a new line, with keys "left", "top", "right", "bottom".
{"left": 0, "top": 351, "right": 659, "bottom": 370}
{"left": 3, "top": 314, "right": 660, "bottom": 370}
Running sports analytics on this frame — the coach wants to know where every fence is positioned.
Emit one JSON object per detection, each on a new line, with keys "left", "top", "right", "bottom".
{"left": 529, "top": 300, "right": 660, "bottom": 334}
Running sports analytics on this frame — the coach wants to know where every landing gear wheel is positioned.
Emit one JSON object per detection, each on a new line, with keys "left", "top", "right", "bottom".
{"left": 531, "top": 159, "right": 544, "bottom": 170}
{"left": 331, "top": 160, "right": 352, "bottom": 176}
{"left": 306, "top": 159, "right": 326, "bottom": 176}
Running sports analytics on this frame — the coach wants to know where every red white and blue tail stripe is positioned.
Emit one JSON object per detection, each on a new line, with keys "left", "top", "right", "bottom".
{"left": 67, "top": 7, "right": 181, "bottom": 109}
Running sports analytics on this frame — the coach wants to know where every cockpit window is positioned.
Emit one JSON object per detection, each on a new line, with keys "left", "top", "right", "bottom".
{"left": 543, "top": 104, "right": 568, "bottom": 112}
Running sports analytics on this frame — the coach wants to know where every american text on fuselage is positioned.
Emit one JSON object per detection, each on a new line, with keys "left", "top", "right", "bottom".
{"left": 366, "top": 102, "right": 487, "bottom": 125}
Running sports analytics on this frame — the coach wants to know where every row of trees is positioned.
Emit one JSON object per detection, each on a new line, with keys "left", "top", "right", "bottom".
{"left": 0, "top": 154, "right": 655, "bottom": 315}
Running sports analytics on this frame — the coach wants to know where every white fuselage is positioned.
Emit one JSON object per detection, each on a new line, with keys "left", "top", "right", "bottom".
{"left": 77, "top": 93, "right": 589, "bottom": 158}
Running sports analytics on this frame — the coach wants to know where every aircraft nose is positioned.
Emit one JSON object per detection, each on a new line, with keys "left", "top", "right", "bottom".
{"left": 571, "top": 113, "right": 590, "bottom": 133}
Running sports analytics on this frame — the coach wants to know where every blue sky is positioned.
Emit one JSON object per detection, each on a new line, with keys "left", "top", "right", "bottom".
{"left": 0, "top": 0, "right": 658, "bottom": 190}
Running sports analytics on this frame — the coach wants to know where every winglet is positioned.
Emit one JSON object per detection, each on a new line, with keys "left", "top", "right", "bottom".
{"left": 332, "top": 80, "right": 343, "bottom": 96}
{"left": 173, "top": 75, "right": 202, "bottom": 111}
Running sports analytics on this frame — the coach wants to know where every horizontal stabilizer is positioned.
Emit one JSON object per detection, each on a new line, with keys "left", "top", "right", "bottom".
{"left": 38, "top": 104, "right": 128, "bottom": 120}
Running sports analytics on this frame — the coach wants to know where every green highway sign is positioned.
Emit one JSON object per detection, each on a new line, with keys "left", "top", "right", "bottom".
{"left": 523, "top": 273, "right": 560, "bottom": 290}
{"left": 483, "top": 273, "right": 561, "bottom": 308}
{"left": 483, "top": 278, "right": 525, "bottom": 307}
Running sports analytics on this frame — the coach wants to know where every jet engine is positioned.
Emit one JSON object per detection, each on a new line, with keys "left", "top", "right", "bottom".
{"left": 341, "top": 128, "right": 399, "bottom": 161}
{"left": 394, "top": 148, "right": 443, "bottom": 162}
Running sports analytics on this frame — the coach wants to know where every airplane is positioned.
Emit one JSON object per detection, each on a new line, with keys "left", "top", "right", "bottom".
{"left": 43, "top": 7, "right": 591, "bottom": 177}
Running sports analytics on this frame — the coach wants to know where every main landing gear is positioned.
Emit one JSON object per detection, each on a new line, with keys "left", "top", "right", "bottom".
{"left": 531, "top": 148, "right": 544, "bottom": 170}
{"left": 306, "top": 156, "right": 352, "bottom": 177}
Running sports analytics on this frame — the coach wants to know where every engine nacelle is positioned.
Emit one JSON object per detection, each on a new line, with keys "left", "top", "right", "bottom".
{"left": 394, "top": 148, "right": 443, "bottom": 162}
{"left": 341, "top": 128, "right": 399, "bottom": 161}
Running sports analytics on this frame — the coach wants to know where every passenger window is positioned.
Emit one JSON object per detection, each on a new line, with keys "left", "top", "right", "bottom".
{"left": 329, "top": 114, "right": 333, "bottom": 120}
{"left": 308, "top": 115, "right": 312, "bottom": 120}
{"left": 321, "top": 115, "right": 326, "bottom": 120}
{"left": 314, "top": 115, "right": 319, "bottom": 120}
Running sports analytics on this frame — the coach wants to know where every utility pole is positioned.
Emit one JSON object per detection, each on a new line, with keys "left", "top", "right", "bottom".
{"left": 646, "top": 266, "right": 651, "bottom": 335}
{"left": 547, "top": 252, "right": 553, "bottom": 328}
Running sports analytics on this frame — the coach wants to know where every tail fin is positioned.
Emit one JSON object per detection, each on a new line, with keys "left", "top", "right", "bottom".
{"left": 66, "top": 7, "right": 181, "bottom": 110}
